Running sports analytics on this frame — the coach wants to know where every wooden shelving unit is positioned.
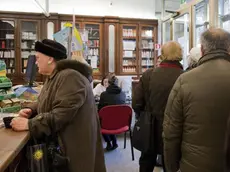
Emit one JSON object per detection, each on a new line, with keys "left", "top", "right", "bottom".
{"left": 0, "top": 12, "right": 158, "bottom": 83}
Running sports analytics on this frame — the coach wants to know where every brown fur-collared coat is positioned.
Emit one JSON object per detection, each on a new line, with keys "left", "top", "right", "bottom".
{"left": 28, "top": 60, "right": 106, "bottom": 172}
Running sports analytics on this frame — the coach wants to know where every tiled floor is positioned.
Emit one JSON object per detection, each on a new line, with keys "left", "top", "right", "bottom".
{"left": 104, "top": 134, "right": 163, "bottom": 172}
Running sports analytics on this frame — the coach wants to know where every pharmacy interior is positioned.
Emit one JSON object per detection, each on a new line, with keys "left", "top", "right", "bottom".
{"left": 0, "top": 0, "right": 226, "bottom": 171}
{"left": 0, "top": 1, "right": 160, "bottom": 170}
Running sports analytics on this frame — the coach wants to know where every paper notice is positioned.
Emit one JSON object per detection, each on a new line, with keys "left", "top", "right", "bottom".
{"left": 91, "top": 56, "right": 98, "bottom": 68}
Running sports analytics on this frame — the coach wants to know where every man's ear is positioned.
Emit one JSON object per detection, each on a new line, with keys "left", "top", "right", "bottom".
{"left": 201, "top": 45, "right": 205, "bottom": 56}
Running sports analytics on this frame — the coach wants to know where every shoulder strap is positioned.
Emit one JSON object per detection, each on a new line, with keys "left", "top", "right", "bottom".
{"left": 144, "top": 70, "right": 153, "bottom": 113}
{"left": 49, "top": 113, "right": 67, "bottom": 155}
{"left": 57, "top": 134, "right": 66, "bottom": 155}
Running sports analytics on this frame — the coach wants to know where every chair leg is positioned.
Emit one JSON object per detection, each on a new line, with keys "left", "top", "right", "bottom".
{"left": 129, "top": 130, "right": 135, "bottom": 161}
{"left": 124, "top": 132, "right": 127, "bottom": 149}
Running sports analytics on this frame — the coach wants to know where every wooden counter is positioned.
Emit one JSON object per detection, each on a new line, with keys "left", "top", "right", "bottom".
{"left": 0, "top": 128, "right": 29, "bottom": 171}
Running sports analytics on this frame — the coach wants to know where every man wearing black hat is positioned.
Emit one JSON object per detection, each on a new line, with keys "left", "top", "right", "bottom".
{"left": 11, "top": 39, "right": 106, "bottom": 172}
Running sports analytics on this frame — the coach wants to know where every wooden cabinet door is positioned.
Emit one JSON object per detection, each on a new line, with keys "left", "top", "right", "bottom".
{"left": 43, "top": 19, "right": 59, "bottom": 40}
{"left": 0, "top": 19, "right": 17, "bottom": 78}
{"left": 19, "top": 19, "right": 41, "bottom": 83}
{"left": 83, "top": 22, "right": 103, "bottom": 76}
{"left": 139, "top": 25, "right": 155, "bottom": 74}
{"left": 104, "top": 22, "right": 119, "bottom": 76}
{"left": 120, "top": 24, "right": 139, "bottom": 75}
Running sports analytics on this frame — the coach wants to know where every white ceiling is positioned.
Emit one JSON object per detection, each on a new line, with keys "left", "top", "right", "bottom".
{"left": 0, "top": 0, "right": 180, "bottom": 19}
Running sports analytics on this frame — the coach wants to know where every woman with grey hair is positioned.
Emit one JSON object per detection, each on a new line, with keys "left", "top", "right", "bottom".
{"left": 186, "top": 47, "right": 202, "bottom": 71}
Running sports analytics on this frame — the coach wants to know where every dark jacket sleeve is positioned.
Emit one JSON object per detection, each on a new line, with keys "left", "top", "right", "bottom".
{"left": 163, "top": 76, "right": 183, "bottom": 172}
{"left": 24, "top": 102, "right": 38, "bottom": 118}
{"left": 132, "top": 70, "right": 151, "bottom": 114}
{"left": 98, "top": 92, "right": 105, "bottom": 112}
{"left": 225, "top": 116, "right": 230, "bottom": 171}
{"left": 122, "top": 92, "right": 126, "bottom": 104}
{"left": 28, "top": 71, "right": 87, "bottom": 138}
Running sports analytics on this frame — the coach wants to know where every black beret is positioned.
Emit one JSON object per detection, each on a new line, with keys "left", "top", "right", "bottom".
{"left": 35, "top": 39, "right": 67, "bottom": 60}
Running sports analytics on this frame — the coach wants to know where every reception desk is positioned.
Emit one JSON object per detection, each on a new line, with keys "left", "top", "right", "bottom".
{"left": 0, "top": 128, "right": 29, "bottom": 171}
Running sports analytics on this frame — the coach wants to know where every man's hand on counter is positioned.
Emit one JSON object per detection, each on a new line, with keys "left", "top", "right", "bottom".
{"left": 10, "top": 117, "right": 29, "bottom": 131}
{"left": 18, "top": 108, "right": 32, "bottom": 119}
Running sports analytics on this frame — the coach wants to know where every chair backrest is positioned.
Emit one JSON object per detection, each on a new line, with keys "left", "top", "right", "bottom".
{"left": 98, "top": 105, "right": 133, "bottom": 130}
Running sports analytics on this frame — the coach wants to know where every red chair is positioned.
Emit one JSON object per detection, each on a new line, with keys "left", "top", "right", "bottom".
{"left": 98, "top": 105, "right": 135, "bottom": 161}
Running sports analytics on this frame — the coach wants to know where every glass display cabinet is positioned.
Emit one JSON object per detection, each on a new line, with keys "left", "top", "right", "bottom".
{"left": 20, "top": 20, "right": 39, "bottom": 74}
{"left": 0, "top": 20, "right": 16, "bottom": 74}
{"left": 120, "top": 24, "right": 138, "bottom": 74}
{"left": 139, "top": 25, "right": 154, "bottom": 73}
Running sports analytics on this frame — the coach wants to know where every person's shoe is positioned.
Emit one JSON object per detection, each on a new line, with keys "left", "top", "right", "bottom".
{"left": 112, "top": 144, "right": 118, "bottom": 150}
{"left": 106, "top": 143, "right": 113, "bottom": 151}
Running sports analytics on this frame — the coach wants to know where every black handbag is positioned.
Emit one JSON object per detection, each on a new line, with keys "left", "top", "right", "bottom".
{"left": 28, "top": 138, "right": 70, "bottom": 172}
{"left": 132, "top": 72, "right": 155, "bottom": 153}
{"left": 132, "top": 111, "right": 154, "bottom": 153}
{"left": 47, "top": 140, "right": 70, "bottom": 172}
{"left": 28, "top": 140, "right": 49, "bottom": 172}
{"left": 28, "top": 113, "right": 70, "bottom": 172}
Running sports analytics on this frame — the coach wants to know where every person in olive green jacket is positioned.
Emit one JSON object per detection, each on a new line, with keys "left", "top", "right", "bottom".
{"left": 163, "top": 28, "right": 230, "bottom": 172}
{"left": 10, "top": 39, "right": 106, "bottom": 172}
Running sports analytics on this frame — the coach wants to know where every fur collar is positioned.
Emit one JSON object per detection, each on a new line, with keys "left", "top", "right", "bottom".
{"left": 56, "top": 59, "right": 93, "bottom": 82}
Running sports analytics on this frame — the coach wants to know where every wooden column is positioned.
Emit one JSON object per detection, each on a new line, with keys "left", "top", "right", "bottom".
{"left": 209, "top": 0, "right": 219, "bottom": 28}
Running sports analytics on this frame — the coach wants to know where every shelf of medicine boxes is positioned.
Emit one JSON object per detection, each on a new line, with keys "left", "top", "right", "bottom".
{"left": 21, "top": 39, "right": 36, "bottom": 73}
{"left": 0, "top": 58, "right": 15, "bottom": 74}
{"left": 0, "top": 82, "right": 21, "bottom": 113}
{"left": 86, "top": 26, "right": 101, "bottom": 74}
{"left": 120, "top": 25, "right": 138, "bottom": 75}
{"left": 0, "top": 39, "right": 16, "bottom": 74}
{"left": 140, "top": 26, "right": 155, "bottom": 74}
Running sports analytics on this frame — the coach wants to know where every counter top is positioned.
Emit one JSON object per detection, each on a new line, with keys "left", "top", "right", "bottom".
{"left": 0, "top": 128, "right": 29, "bottom": 171}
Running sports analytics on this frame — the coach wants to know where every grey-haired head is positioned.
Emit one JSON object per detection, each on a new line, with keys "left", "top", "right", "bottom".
{"left": 200, "top": 28, "right": 230, "bottom": 55}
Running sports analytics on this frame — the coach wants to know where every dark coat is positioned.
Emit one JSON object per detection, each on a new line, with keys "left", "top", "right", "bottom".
{"left": 132, "top": 60, "right": 183, "bottom": 154}
{"left": 163, "top": 50, "right": 230, "bottom": 172}
{"left": 225, "top": 116, "right": 230, "bottom": 172}
{"left": 27, "top": 60, "right": 106, "bottom": 172}
{"left": 186, "top": 63, "right": 198, "bottom": 71}
{"left": 98, "top": 84, "right": 126, "bottom": 111}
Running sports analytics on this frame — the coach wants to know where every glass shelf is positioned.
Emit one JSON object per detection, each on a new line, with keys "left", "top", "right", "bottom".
{"left": 140, "top": 26, "right": 154, "bottom": 73}
{"left": 20, "top": 21, "right": 38, "bottom": 73}
{"left": 122, "top": 25, "right": 137, "bottom": 73}
{"left": 85, "top": 24, "right": 100, "bottom": 73}
{"left": 0, "top": 20, "right": 16, "bottom": 74}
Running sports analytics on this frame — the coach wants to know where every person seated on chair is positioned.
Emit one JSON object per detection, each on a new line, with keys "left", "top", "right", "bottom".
{"left": 98, "top": 75, "right": 126, "bottom": 151}
{"left": 93, "top": 75, "right": 109, "bottom": 97}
